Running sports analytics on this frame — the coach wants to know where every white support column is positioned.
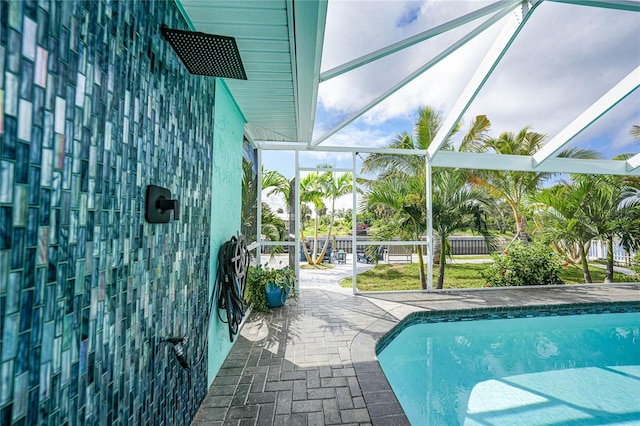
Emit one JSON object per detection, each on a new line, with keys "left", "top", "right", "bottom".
{"left": 256, "top": 148, "right": 263, "bottom": 266}
{"left": 628, "top": 153, "right": 640, "bottom": 172}
{"left": 310, "top": 2, "right": 520, "bottom": 148}
{"left": 320, "top": 0, "right": 520, "bottom": 82}
{"left": 426, "top": 159, "right": 434, "bottom": 292}
{"left": 427, "top": 1, "right": 540, "bottom": 160}
{"left": 294, "top": 151, "right": 301, "bottom": 293}
{"left": 352, "top": 152, "right": 358, "bottom": 295}
{"left": 533, "top": 65, "right": 640, "bottom": 167}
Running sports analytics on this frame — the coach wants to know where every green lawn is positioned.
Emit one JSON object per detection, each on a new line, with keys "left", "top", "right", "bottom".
{"left": 340, "top": 263, "right": 631, "bottom": 291}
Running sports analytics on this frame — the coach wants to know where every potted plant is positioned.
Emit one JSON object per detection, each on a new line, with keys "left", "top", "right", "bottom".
{"left": 246, "top": 263, "right": 296, "bottom": 312}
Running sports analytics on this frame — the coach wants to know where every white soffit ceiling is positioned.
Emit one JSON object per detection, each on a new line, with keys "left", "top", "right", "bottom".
{"left": 176, "top": 0, "right": 327, "bottom": 144}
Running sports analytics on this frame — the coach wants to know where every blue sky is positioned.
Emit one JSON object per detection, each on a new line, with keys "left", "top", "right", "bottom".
{"left": 263, "top": 0, "right": 639, "bottom": 180}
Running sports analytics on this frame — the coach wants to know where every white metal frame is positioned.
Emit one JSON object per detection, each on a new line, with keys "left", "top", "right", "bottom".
{"left": 253, "top": 0, "right": 640, "bottom": 293}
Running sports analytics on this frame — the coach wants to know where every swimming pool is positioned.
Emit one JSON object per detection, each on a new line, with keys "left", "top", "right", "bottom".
{"left": 377, "top": 304, "right": 640, "bottom": 425}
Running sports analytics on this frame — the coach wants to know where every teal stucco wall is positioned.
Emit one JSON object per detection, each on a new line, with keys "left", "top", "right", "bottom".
{"left": 208, "top": 80, "right": 245, "bottom": 384}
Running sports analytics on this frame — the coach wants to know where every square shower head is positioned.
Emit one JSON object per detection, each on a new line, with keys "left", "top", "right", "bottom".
{"left": 161, "top": 27, "right": 247, "bottom": 80}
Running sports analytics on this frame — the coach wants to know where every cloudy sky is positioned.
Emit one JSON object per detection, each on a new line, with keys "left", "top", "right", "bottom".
{"left": 261, "top": 0, "right": 639, "bottom": 211}
{"left": 264, "top": 0, "right": 639, "bottom": 178}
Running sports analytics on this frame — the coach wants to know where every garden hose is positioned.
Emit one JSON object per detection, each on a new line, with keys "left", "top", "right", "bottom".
{"left": 215, "top": 235, "right": 250, "bottom": 342}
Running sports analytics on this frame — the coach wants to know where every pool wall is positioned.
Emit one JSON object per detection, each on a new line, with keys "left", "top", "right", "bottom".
{"left": 376, "top": 301, "right": 640, "bottom": 355}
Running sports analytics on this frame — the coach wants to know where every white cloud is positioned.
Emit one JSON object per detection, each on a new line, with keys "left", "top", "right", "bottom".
{"left": 316, "top": 0, "right": 640, "bottom": 155}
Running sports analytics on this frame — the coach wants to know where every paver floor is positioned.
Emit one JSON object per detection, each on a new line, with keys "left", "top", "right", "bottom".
{"left": 192, "top": 260, "right": 639, "bottom": 426}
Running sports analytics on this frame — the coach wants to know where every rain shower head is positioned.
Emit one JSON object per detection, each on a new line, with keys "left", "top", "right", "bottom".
{"left": 161, "top": 27, "right": 247, "bottom": 80}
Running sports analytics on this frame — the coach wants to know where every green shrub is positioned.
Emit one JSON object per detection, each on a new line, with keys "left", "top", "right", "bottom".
{"left": 482, "top": 241, "right": 564, "bottom": 287}
{"left": 631, "top": 253, "right": 640, "bottom": 280}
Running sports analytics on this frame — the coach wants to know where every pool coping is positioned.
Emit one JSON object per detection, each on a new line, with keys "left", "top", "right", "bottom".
{"left": 350, "top": 283, "right": 640, "bottom": 425}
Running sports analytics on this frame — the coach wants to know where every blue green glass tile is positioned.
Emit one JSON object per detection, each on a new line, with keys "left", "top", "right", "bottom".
{"left": 4, "top": 72, "right": 18, "bottom": 118}
{"left": 10, "top": 227, "right": 24, "bottom": 268}
{"left": 30, "top": 305, "right": 42, "bottom": 346}
{"left": 0, "top": 3, "right": 7, "bottom": 45}
{"left": 0, "top": 206, "right": 11, "bottom": 249}
{"left": 7, "top": 30, "right": 20, "bottom": 73}
{"left": 27, "top": 389, "right": 39, "bottom": 425}
{"left": 38, "top": 188, "right": 49, "bottom": 225}
{"left": 19, "top": 290, "right": 33, "bottom": 333}
{"left": 0, "top": 296, "right": 4, "bottom": 338}
{"left": 19, "top": 59, "right": 33, "bottom": 100}
{"left": 46, "top": 35, "right": 56, "bottom": 73}
{"left": 46, "top": 246, "right": 55, "bottom": 283}
{"left": 22, "top": 247, "right": 35, "bottom": 288}
{"left": 26, "top": 208, "right": 37, "bottom": 246}
{"left": 16, "top": 332, "right": 30, "bottom": 374}
{"left": 5, "top": 271, "right": 21, "bottom": 315}
{"left": 17, "top": 100, "right": 32, "bottom": 143}
{"left": 33, "top": 86, "right": 44, "bottom": 125}
{"left": 15, "top": 143, "right": 28, "bottom": 185}
{"left": 42, "top": 111, "right": 53, "bottom": 149}
{"left": 12, "top": 184, "right": 27, "bottom": 226}
{"left": 36, "top": 6, "right": 48, "bottom": 45}
{"left": 12, "top": 372, "right": 28, "bottom": 420}
{"left": 39, "top": 147, "right": 51, "bottom": 186}
{"left": 28, "top": 168, "right": 39, "bottom": 205}
{"left": 2, "top": 115, "right": 16, "bottom": 159}
{"left": 2, "top": 313, "right": 18, "bottom": 361}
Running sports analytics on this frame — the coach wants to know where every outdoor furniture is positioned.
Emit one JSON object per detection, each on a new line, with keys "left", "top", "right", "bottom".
{"left": 336, "top": 250, "right": 346, "bottom": 264}
{"left": 385, "top": 245, "right": 413, "bottom": 263}
{"left": 299, "top": 241, "right": 333, "bottom": 262}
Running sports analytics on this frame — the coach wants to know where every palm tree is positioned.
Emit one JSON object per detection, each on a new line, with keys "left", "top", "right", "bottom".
{"left": 299, "top": 169, "right": 353, "bottom": 265}
{"left": 573, "top": 164, "right": 640, "bottom": 282}
{"left": 315, "top": 170, "right": 353, "bottom": 263}
{"left": 262, "top": 168, "right": 291, "bottom": 208}
{"left": 365, "top": 173, "right": 429, "bottom": 288}
{"left": 361, "top": 106, "right": 493, "bottom": 289}
{"left": 299, "top": 172, "right": 326, "bottom": 264}
{"left": 431, "top": 169, "right": 495, "bottom": 289}
{"left": 260, "top": 202, "right": 286, "bottom": 243}
{"left": 469, "top": 127, "right": 601, "bottom": 239}
{"left": 531, "top": 181, "right": 597, "bottom": 283}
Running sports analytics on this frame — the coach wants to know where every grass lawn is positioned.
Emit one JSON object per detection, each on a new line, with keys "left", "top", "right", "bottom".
{"left": 340, "top": 263, "right": 631, "bottom": 291}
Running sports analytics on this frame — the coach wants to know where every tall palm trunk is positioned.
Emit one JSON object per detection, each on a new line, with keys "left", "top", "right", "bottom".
{"left": 414, "top": 223, "right": 427, "bottom": 290}
{"left": 578, "top": 243, "right": 593, "bottom": 283}
{"left": 313, "top": 216, "right": 319, "bottom": 261}
{"left": 605, "top": 236, "right": 614, "bottom": 283}
{"left": 317, "top": 199, "right": 337, "bottom": 263}
{"left": 515, "top": 215, "right": 530, "bottom": 242}
{"left": 437, "top": 235, "right": 447, "bottom": 289}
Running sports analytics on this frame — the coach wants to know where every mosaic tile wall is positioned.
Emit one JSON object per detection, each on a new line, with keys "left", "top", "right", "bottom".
{"left": 0, "top": 1, "right": 219, "bottom": 424}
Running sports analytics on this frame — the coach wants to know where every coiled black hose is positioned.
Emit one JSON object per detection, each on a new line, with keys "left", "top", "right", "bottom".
{"left": 214, "top": 235, "right": 249, "bottom": 342}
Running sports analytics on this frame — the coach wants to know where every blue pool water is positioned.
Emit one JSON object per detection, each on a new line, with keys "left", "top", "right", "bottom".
{"left": 378, "top": 311, "right": 640, "bottom": 425}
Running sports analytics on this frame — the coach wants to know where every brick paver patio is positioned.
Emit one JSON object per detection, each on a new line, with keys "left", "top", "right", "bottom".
{"left": 192, "top": 264, "right": 639, "bottom": 425}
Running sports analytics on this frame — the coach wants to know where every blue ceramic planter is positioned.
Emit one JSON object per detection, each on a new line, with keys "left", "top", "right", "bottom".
{"left": 265, "top": 282, "right": 289, "bottom": 308}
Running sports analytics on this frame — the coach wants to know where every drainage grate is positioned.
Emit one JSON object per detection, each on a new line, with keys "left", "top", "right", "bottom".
{"left": 161, "top": 27, "right": 247, "bottom": 80}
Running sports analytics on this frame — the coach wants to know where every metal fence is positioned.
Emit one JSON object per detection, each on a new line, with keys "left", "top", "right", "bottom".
{"left": 302, "top": 235, "right": 493, "bottom": 255}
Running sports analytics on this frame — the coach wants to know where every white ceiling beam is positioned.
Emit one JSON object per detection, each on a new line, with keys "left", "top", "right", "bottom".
{"left": 309, "top": 4, "right": 519, "bottom": 149}
{"left": 546, "top": 0, "right": 640, "bottom": 12}
{"left": 258, "top": 141, "right": 428, "bottom": 155}
{"left": 319, "top": 0, "right": 521, "bottom": 82}
{"left": 533, "top": 66, "right": 640, "bottom": 167}
{"left": 627, "top": 153, "right": 640, "bottom": 171}
{"left": 427, "top": 1, "right": 540, "bottom": 160}
{"left": 291, "top": 0, "right": 328, "bottom": 143}
{"left": 432, "top": 151, "right": 640, "bottom": 176}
